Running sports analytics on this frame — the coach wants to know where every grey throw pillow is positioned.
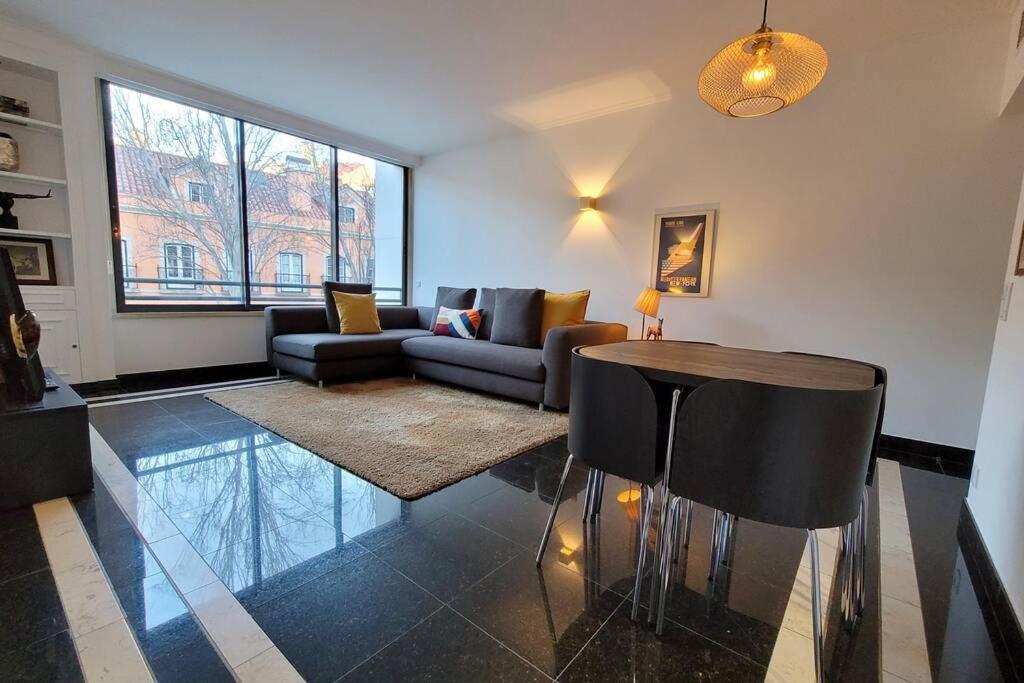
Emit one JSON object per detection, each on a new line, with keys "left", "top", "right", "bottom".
{"left": 491, "top": 288, "right": 545, "bottom": 348}
{"left": 323, "top": 281, "right": 372, "bottom": 333}
{"left": 476, "top": 288, "right": 497, "bottom": 340}
{"left": 431, "top": 286, "right": 477, "bottom": 329}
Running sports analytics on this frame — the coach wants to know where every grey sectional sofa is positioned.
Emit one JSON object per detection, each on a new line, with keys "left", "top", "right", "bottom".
{"left": 264, "top": 305, "right": 626, "bottom": 409}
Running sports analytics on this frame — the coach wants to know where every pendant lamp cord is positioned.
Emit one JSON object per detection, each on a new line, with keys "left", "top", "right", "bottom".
{"left": 760, "top": 0, "right": 769, "bottom": 31}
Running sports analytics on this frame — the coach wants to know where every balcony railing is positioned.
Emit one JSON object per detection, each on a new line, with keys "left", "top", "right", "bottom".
{"left": 275, "top": 272, "right": 310, "bottom": 294}
{"left": 123, "top": 263, "right": 137, "bottom": 289}
{"left": 121, "top": 271, "right": 401, "bottom": 305}
{"left": 158, "top": 265, "right": 202, "bottom": 290}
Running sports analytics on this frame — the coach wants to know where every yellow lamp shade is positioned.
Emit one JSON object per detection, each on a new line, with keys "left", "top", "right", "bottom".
{"left": 698, "top": 29, "right": 827, "bottom": 118}
{"left": 632, "top": 287, "right": 661, "bottom": 318}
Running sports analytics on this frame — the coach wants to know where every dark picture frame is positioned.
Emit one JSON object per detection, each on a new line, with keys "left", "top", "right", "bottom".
{"left": 0, "top": 235, "right": 56, "bottom": 286}
{"left": 650, "top": 207, "right": 717, "bottom": 297}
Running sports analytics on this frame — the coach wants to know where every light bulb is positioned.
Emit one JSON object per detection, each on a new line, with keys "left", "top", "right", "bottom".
{"left": 742, "top": 51, "right": 777, "bottom": 92}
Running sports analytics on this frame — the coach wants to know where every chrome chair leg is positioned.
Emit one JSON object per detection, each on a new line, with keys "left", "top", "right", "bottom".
{"left": 839, "top": 522, "right": 852, "bottom": 625}
{"left": 535, "top": 455, "right": 575, "bottom": 565}
{"left": 656, "top": 495, "right": 683, "bottom": 635}
{"left": 682, "top": 499, "right": 693, "bottom": 548}
{"left": 593, "top": 472, "right": 606, "bottom": 518}
{"left": 582, "top": 470, "right": 595, "bottom": 523}
{"left": 708, "top": 509, "right": 723, "bottom": 580}
{"left": 671, "top": 496, "right": 683, "bottom": 564}
{"left": 855, "top": 487, "right": 868, "bottom": 615}
{"left": 630, "top": 484, "right": 656, "bottom": 621}
{"left": 648, "top": 389, "right": 682, "bottom": 623}
{"left": 808, "top": 529, "right": 824, "bottom": 683}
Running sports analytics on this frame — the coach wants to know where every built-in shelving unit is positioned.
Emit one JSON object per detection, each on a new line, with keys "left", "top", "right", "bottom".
{"left": 0, "top": 52, "right": 82, "bottom": 381}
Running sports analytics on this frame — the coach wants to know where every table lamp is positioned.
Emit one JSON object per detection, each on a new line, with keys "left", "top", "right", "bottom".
{"left": 632, "top": 287, "right": 662, "bottom": 340}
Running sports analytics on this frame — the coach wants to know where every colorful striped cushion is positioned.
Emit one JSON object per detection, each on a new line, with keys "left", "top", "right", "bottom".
{"left": 433, "top": 306, "right": 481, "bottom": 339}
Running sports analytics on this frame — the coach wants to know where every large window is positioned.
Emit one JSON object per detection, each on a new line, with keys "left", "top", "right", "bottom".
{"left": 103, "top": 81, "right": 408, "bottom": 311}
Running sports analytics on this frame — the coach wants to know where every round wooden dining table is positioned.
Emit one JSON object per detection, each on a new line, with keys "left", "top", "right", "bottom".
{"left": 577, "top": 340, "right": 878, "bottom": 390}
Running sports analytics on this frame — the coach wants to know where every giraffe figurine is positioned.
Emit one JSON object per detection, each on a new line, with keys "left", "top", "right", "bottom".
{"left": 645, "top": 318, "right": 664, "bottom": 341}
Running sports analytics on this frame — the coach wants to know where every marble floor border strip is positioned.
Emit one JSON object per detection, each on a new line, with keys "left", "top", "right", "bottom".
{"left": 877, "top": 459, "right": 932, "bottom": 682}
{"left": 33, "top": 496, "right": 155, "bottom": 682}
{"left": 86, "top": 378, "right": 295, "bottom": 407}
{"left": 88, "top": 425, "right": 305, "bottom": 682}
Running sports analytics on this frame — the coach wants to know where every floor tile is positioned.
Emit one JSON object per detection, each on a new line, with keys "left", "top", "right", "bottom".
{"left": 73, "top": 619, "right": 153, "bottom": 683}
{"left": 449, "top": 552, "right": 625, "bottom": 678}
{"left": 251, "top": 553, "right": 441, "bottom": 683}
{"left": 167, "top": 482, "right": 317, "bottom": 554}
{"left": 0, "top": 630, "right": 83, "bottom": 682}
{"left": 234, "top": 646, "right": 304, "bottom": 683}
{"left": 88, "top": 525, "right": 161, "bottom": 591}
{"left": 342, "top": 607, "right": 547, "bottom": 682}
{"left": 0, "top": 522, "right": 48, "bottom": 585}
{"left": 205, "top": 515, "right": 368, "bottom": 610}
{"left": 373, "top": 513, "right": 523, "bottom": 602}
{"left": 559, "top": 603, "right": 766, "bottom": 682}
{"left": 70, "top": 481, "right": 135, "bottom": 545}
{"left": 186, "top": 580, "right": 276, "bottom": 667}
{"left": 149, "top": 534, "right": 219, "bottom": 594}
{"left": 425, "top": 471, "right": 508, "bottom": 511}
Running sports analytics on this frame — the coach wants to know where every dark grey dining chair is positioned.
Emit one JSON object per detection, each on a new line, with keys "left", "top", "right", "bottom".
{"left": 784, "top": 351, "right": 887, "bottom": 624}
{"left": 535, "top": 348, "right": 665, "bottom": 621}
{"left": 653, "top": 378, "right": 883, "bottom": 683}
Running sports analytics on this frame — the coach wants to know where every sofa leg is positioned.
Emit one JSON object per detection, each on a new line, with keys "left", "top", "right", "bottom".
{"left": 411, "top": 372, "right": 416, "bottom": 381}
{"left": 317, "top": 380, "right": 324, "bottom": 389}
{"left": 538, "top": 403, "right": 545, "bottom": 411}
{"left": 275, "top": 368, "right": 281, "bottom": 378}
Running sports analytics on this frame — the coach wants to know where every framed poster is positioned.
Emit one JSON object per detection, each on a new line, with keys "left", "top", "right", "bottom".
{"left": 1016, "top": 220, "right": 1024, "bottom": 276}
{"left": 0, "top": 236, "right": 56, "bottom": 286}
{"left": 650, "top": 208, "right": 716, "bottom": 297}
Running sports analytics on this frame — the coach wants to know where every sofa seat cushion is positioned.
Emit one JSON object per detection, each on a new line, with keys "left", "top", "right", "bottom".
{"left": 401, "top": 336, "right": 545, "bottom": 382}
{"left": 274, "top": 329, "right": 431, "bottom": 361}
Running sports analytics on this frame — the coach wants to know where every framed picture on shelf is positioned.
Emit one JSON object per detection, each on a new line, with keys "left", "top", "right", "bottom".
{"left": 650, "top": 207, "right": 716, "bottom": 297}
{"left": 0, "top": 235, "right": 56, "bottom": 286}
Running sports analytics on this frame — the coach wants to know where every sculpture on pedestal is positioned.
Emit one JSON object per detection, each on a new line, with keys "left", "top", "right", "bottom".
{"left": 0, "top": 247, "right": 45, "bottom": 405}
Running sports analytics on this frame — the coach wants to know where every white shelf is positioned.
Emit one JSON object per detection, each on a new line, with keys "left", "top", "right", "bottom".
{"left": 0, "top": 170, "right": 66, "bottom": 187}
{"left": 0, "top": 227, "right": 71, "bottom": 240}
{"left": 0, "top": 111, "right": 61, "bottom": 134}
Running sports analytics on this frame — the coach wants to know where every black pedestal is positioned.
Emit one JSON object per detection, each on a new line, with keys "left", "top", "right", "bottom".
{"left": 0, "top": 370, "right": 92, "bottom": 511}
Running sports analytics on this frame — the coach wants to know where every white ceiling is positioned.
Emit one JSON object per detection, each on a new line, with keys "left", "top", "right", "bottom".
{"left": 0, "top": 0, "right": 1010, "bottom": 156}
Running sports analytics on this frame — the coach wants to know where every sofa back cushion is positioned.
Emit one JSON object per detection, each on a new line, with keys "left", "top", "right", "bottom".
{"left": 377, "top": 306, "right": 420, "bottom": 330}
{"left": 431, "top": 286, "right": 477, "bottom": 328}
{"left": 332, "top": 291, "right": 382, "bottom": 334}
{"left": 491, "top": 288, "right": 546, "bottom": 348}
{"left": 540, "top": 290, "right": 591, "bottom": 342}
{"left": 323, "top": 281, "right": 373, "bottom": 332}
{"left": 476, "top": 288, "right": 497, "bottom": 340}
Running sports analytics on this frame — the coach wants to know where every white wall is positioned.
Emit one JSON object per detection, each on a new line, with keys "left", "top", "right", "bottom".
{"left": 966, "top": 157, "right": 1024, "bottom": 624}
{"left": 414, "top": 17, "right": 1024, "bottom": 448}
{"left": 0, "top": 17, "right": 419, "bottom": 380}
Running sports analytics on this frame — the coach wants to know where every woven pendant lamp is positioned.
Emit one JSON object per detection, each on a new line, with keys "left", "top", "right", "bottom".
{"left": 698, "top": 0, "right": 827, "bottom": 118}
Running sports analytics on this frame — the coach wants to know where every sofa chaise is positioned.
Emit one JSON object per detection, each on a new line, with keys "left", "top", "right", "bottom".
{"left": 265, "top": 301, "right": 626, "bottom": 410}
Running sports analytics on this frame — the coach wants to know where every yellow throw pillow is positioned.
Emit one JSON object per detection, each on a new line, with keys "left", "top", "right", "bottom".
{"left": 332, "top": 291, "right": 382, "bottom": 335}
{"left": 540, "top": 289, "right": 590, "bottom": 342}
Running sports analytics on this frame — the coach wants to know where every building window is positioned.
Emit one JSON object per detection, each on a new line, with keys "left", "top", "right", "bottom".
{"left": 103, "top": 81, "right": 408, "bottom": 311}
{"left": 277, "top": 252, "right": 305, "bottom": 293}
{"left": 163, "top": 243, "right": 199, "bottom": 290}
{"left": 187, "top": 181, "right": 210, "bottom": 204}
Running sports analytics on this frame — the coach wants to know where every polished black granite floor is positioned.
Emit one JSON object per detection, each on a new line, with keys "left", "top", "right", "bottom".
{"left": 0, "top": 388, "right": 1014, "bottom": 682}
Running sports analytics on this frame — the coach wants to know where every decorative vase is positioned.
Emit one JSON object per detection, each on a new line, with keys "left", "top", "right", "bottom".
{"left": 0, "top": 133, "right": 19, "bottom": 172}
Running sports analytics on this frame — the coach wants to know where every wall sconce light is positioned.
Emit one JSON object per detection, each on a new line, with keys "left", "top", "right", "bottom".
{"left": 578, "top": 196, "right": 597, "bottom": 212}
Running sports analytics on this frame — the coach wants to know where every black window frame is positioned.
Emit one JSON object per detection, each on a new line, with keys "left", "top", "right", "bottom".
{"left": 102, "top": 79, "right": 410, "bottom": 313}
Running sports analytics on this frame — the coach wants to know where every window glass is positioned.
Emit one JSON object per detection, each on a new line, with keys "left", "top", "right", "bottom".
{"left": 245, "top": 124, "right": 331, "bottom": 305}
{"left": 108, "top": 83, "right": 243, "bottom": 306}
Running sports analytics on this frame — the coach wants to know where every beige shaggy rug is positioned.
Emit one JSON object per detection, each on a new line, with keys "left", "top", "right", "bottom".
{"left": 206, "top": 377, "right": 568, "bottom": 499}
